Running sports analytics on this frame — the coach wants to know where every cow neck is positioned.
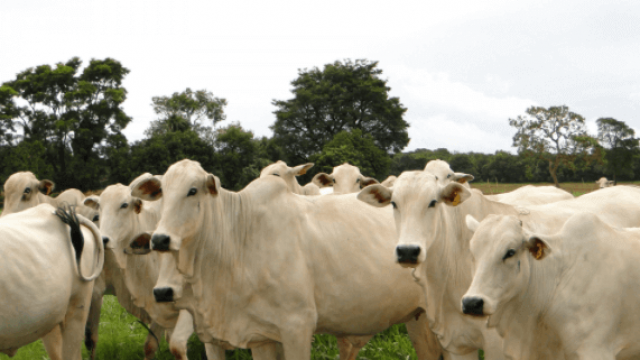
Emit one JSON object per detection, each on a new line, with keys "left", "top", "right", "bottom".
{"left": 489, "top": 249, "right": 564, "bottom": 360}
{"left": 422, "top": 192, "right": 517, "bottom": 352}
{"left": 123, "top": 211, "right": 160, "bottom": 310}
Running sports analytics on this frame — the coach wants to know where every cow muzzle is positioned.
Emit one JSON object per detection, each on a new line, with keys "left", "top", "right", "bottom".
{"left": 151, "top": 234, "right": 171, "bottom": 251}
{"left": 396, "top": 244, "right": 421, "bottom": 266}
{"left": 153, "top": 287, "right": 174, "bottom": 302}
{"left": 461, "top": 296, "right": 485, "bottom": 316}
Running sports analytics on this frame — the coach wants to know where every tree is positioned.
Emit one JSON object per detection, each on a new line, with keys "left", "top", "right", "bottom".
{"left": 310, "top": 129, "right": 391, "bottom": 180}
{"left": 147, "top": 88, "right": 227, "bottom": 142}
{"left": 597, "top": 117, "right": 639, "bottom": 181}
{"left": 509, "top": 105, "right": 600, "bottom": 187}
{"left": 271, "top": 59, "right": 409, "bottom": 163}
{"left": 0, "top": 57, "right": 132, "bottom": 190}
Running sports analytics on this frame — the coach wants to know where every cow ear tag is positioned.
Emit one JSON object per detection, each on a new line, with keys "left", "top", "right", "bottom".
{"left": 451, "top": 191, "right": 461, "bottom": 206}
{"left": 529, "top": 239, "right": 546, "bottom": 260}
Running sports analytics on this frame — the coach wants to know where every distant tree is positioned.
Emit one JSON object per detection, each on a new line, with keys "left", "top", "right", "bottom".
{"left": 310, "top": 129, "right": 391, "bottom": 180}
{"left": 597, "top": 117, "right": 639, "bottom": 181}
{"left": 214, "top": 123, "right": 267, "bottom": 190}
{"left": 147, "top": 88, "right": 227, "bottom": 142}
{"left": 271, "top": 59, "right": 409, "bottom": 163}
{"left": 0, "top": 57, "right": 131, "bottom": 190}
{"left": 509, "top": 105, "right": 600, "bottom": 187}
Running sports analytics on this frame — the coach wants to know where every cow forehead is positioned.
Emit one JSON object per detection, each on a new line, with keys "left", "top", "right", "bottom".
{"left": 162, "top": 159, "right": 207, "bottom": 190}
{"left": 333, "top": 163, "right": 360, "bottom": 177}
{"left": 260, "top": 161, "right": 288, "bottom": 177}
{"left": 4, "top": 171, "right": 37, "bottom": 192}
{"left": 472, "top": 215, "right": 523, "bottom": 255}
{"left": 101, "top": 184, "right": 131, "bottom": 205}
{"left": 393, "top": 171, "right": 438, "bottom": 201}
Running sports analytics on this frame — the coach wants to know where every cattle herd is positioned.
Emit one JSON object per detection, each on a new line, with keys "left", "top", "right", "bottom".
{"left": 0, "top": 159, "right": 638, "bottom": 360}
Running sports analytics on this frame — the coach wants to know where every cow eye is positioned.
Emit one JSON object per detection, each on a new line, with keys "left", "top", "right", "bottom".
{"left": 272, "top": 174, "right": 280, "bottom": 177}
{"left": 333, "top": 179, "right": 337, "bottom": 184}
{"left": 24, "top": 188, "right": 31, "bottom": 194}
{"left": 503, "top": 249, "right": 516, "bottom": 261}
{"left": 187, "top": 188, "right": 197, "bottom": 197}
{"left": 92, "top": 214, "right": 99, "bottom": 222}
{"left": 356, "top": 178, "right": 361, "bottom": 183}
{"left": 447, "top": 173, "right": 452, "bottom": 179}
{"left": 428, "top": 200, "right": 437, "bottom": 208}
{"left": 391, "top": 201, "right": 397, "bottom": 209}
{"left": 121, "top": 203, "right": 129, "bottom": 209}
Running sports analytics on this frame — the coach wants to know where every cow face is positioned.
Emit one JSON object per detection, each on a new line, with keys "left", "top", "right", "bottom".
{"left": 260, "top": 160, "right": 314, "bottom": 195}
{"left": 1, "top": 171, "right": 54, "bottom": 217}
{"left": 358, "top": 171, "right": 471, "bottom": 268}
{"left": 424, "top": 159, "right": 474, "bottom": 187}
{"left": 313, "top": 163, "right": 379, "bottom": 195}
{"left": 461, "top": 215, "right": 552, "bottom": 317}
{"left": 98, "top": 184, "right": 144, "bottom": 269}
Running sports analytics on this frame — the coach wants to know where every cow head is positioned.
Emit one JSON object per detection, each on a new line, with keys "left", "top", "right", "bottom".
{"left": 1, "top": 171, "right": 55, "bottom": 217}
{"left": 260, "top": 160, "right": 314, "bottom": 195}
{"left": 313, "top": 163, "right": 379, "bottom": 194}
{"left": 358, "top": 171, "right": 472, "bottom": 268}
{"left": 424, "top": 159, "right": 474, "bottom": 187}
{"left": 96, "top": 184, "right": 145, "bottom": 269}
{"left": 461, "top": 214, "right": 552, "bottom": 317}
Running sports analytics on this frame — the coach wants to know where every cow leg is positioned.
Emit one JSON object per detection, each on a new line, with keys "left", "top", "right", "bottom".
{"left": 168, "top": 310, "right": 196, "bottom": 360}
{"left": 405, "top": 317, "right": 444, "bottom": 360}
{"left": 144, "top": 322, "right": 165, "bottom": 360}
{"left": 42, "top": 324, "right": 64, "bottom": 360}
{"left": 280, "top": 326, "right": 314, "bottom": 360}
{"left": 251, "top": 342, "right": 281, "bottom": 360}
{"left": 60, "top": 293, "right": 94, "bottom": 360}
{"left": 442, "top": 351, "right": 480, "bottom": 360}
{"left": 204, "top": 343, "right": 226, "bottom": 360}
{"left": 85, "top": 290, "right": 103, "bottom": 360}
{"left": 337, "top": 335, "right": 372, "bottom": 360}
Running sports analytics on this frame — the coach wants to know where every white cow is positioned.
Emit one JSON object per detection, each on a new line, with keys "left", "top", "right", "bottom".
{"left": 312, "top": 163, "right": 379, "bottom": 194}
{"left": 380, "top": 175, "right": 397, "bottom": 188}
{"left": 86, "top": 181, "right": 222, "bottom": 360}
{"left": 463, "top": 212, "right": 640, "bottom": 360}
{"left": 1, "top": 171, "right": 84, "bottom": 217}
{"left": 259, "top": 161, "right": 320, "bottom": 195}
{"left": 131, "top": 159, "right": 444, "bottom": 360}
{"left": 357, "top": 171, "right": 640, "bottom": 360}
{"left": 424, "top": 159, "right": 474, "bottom": 187}
{"left": 484, "top": 185, "right": 573, "bottom": 206}
{"left": 0, "top": 204, "right": 103, "bottom": 359}
{"left": 596, "top": 176, "right": 615, "bottom": 188}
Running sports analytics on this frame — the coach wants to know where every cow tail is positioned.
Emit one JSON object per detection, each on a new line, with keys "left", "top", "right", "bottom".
{"left": 54, "top": 205, "right": 104, "bottom": 282}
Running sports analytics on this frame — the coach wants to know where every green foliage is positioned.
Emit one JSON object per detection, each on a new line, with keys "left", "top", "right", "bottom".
{"left": 0, "top": 57, "right": 132, "bottom": 190}
{"left": 597, "top": 117, "right": 639, "bottom": 181}
{"left": 214, "top": 123, "right": 267, "bottom": 190}
{"left": 310, "top": 129, "right": 391, "bottom": 180}
{"left": 271, "top": 59, "right": 409, "bottom": 164}
{"left": 509, "top": 105, "right": 601, "bottom": 186}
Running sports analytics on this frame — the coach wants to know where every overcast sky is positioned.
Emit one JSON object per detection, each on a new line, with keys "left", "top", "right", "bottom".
{"left": 2, "top": 0, "right": 638, "bottom": 154}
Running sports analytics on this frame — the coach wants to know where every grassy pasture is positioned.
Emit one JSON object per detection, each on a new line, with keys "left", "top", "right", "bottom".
{"left": 1, "top": 182, "right": 635, "bottom": 359}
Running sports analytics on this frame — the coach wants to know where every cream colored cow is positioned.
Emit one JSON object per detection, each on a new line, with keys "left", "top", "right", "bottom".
{"left": 131, "top": 159, "right": 444, "bottom": 360}
{"left": 1, "top": 171, "right": 84, "bottom": 217}
{"left": 260, "top": 161, "right": 320, "bottom": 195}
{"left": 312, "top": 163, "right": 379, "bottom": 194}
{"left": 596, "top": 176, "right": 615, "bottom": 188}
{"left": 463, "top": 212, "right": 640, "bottom": 360}
{"left": 0, "top": 204, "right": 103, "bottom": 359}
{"left": 424, "top": 159, "right": 474, "bottom": 187}
{"left": 380, "top": 175, "right": 397, "bottom": 188}
{"left": 358, "top": 171, "right": 640, "bottom": 360}
{"left": 485, "top": 185, "right": 573, "bottom": 206}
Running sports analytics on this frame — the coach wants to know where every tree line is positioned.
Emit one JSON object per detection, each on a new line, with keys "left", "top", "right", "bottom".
{"left": 1, "top": 57, "right": 638, "bottom": 195}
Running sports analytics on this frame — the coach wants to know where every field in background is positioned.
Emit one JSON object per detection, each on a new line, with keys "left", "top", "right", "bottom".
{"left": 3, "top": 182, "right": 639, "bottom": 359}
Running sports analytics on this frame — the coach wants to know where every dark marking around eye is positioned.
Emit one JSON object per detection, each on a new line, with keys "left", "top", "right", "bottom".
{"left": 447, "top": 174, "right": 452, "bottom": 179}
{"left": 333, "top": 179, "right": 337, "bottom": 183}
{"left": 187, "top": 188, "right": 197, "bottom": 197}
{"left": 503, "top": 249, "right": 516, "bottom": 261}
{"left": 93, "top": 214, "right": 99, "bottom": 222}
{"left": 272, "top": 174, "right": 280, "bottom": 177}
{"left": 517, "top": 260, "right": 520, "bottom": 272}
{"left": 428, "top": 200, "right": 437, "bottom": 208}
{"left": 391, "top": 201, "right": 397, "bottom": 209}
{"left": 121, "top": 203, "right": 129, "bottom": 209}
{"left": 24, "top": 188, "right": 31, "bottom": 194}
{"left": 356, "top": 178, "right": 361, "bottom": 183}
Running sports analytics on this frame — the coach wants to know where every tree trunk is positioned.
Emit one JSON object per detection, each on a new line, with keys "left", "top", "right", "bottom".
{"left": 548, "top": 160, "right": 559, "bottom": 188}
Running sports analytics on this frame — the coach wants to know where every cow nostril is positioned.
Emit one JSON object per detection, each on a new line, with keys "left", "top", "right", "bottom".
{"left": 151, "top": 234, "right": 171, "bottom": 251}
{"left": 396, "top": 245, "right": 421, "bottom": 264}
{"left": 462, "top": 297, "right": 484, "bottom": 316}
{"left": 102, "top": 236, "right": 110, "bottom": 245}
{"left": 153, "top": 287, "right": 174, "bottom": 302}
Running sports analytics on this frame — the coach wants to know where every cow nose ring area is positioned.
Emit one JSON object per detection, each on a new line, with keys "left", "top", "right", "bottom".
{"left": 151, "top": 234, "right": 171, "bottom": 251}
{"left": 462, "top": 297, "right": 484, "bottom": 316}
{"left": 396, "top": 245, "right": 421, "bottom": 264}
{"left": 153, "top": 287, "right": 174, "bottom": 302}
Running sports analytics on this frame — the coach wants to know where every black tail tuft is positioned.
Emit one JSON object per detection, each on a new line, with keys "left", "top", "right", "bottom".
{"left": 54, "top": 204, "right": 84, "bottom": 264}
{"left": 84, "top": 325, "right": 95, "bottom": 351}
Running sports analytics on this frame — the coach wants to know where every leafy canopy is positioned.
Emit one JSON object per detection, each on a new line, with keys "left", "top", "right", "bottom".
{"left": 597, "top": 117, "right": 639, "bottom": 180}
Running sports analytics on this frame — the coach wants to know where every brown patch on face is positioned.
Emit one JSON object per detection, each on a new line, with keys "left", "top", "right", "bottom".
{"left": 131, "top": 233, "right": 151, "bottom": 249}
{"left": 529, "top": 239, "right": 547, "bottom": 260}
{"left": 139, "top": 180, "right": 161, "bottom": 197}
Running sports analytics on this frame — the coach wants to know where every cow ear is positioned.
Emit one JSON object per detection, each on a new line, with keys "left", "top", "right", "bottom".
{"left": 291, "top": 163, "right": 314, "bottom": 176}
{"left": 452, "top": 173, "right": 474, "bottom": 184}
{"left": 83, "top": 195, "right": 100, "bottom": 210}
{"left": 357, "top": 184, "right": 393, "bottom": 207}
{"left": 466, "top": 215, "right": 480, "bottom": 233}
{"left": 438, "top": 183, "right": 471, "bottom": 206}
{"left": 133, "top": 198, "right": 143, "bottom": 214}
{"left": 126, "top": 233, "right": 152, "bottom": 255}
{"left": 38, "top": 179, "right": 55, "bottom": 195}
{"left": 131, "top": 176, "right": 163, "bottom": 201}
{"left": 205, "top": 174, "right": 221, "bottom": 196}
{"left": 526, "top": 235, "right": 552, "bottom": 260}
{"left": 360, "top": 176, "right": 380, "bottom": 188}
{"left": 312, "top": 173, "right": 334, "bottom": 188}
